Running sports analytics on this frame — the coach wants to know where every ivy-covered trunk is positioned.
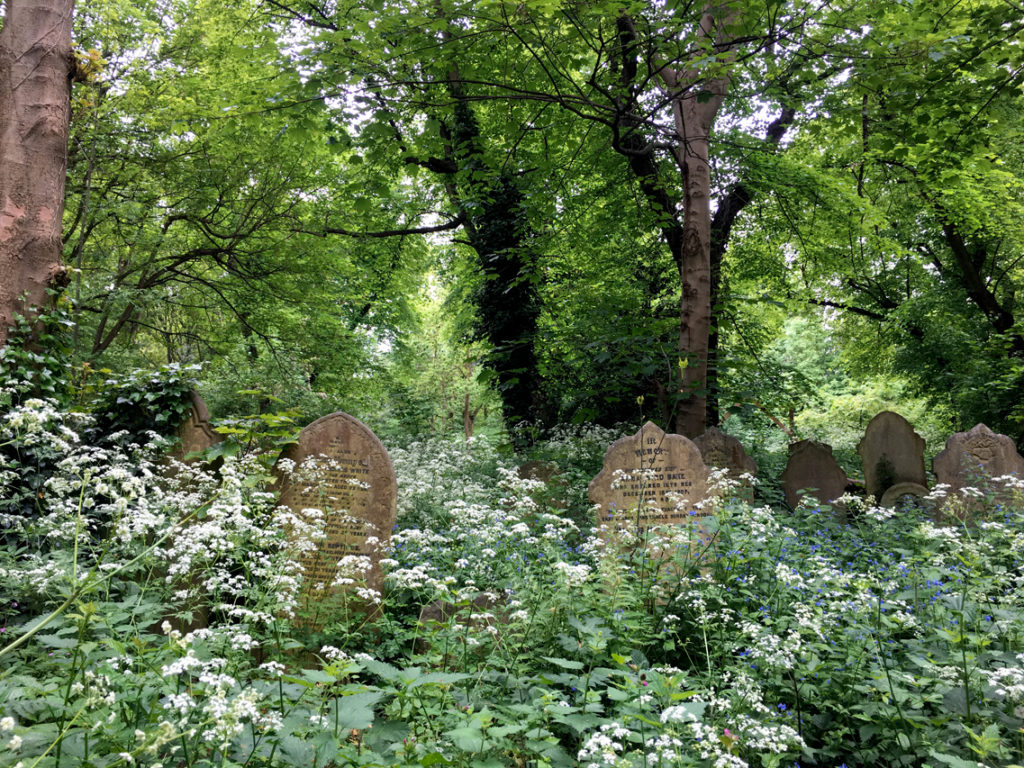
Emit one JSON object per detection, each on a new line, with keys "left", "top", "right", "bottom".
{"left": 446, "top": 94, "right": 550, "bottom": 444}
{"left": 0, "top": 0, "right": 75, "bottom": 345}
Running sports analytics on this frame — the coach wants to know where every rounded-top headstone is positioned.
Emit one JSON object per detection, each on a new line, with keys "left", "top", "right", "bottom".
{"left": 589, "top": 421, "right": 712, "bottom": 531}
{"left": 274, "top": 412, "right": 397, "bottom": 629}
{"left": 694, "top": 426, "right": 757, "bottom": 500}
{"left": 856, "top": 411, "right": 927, "bottom": 499}
{"left": 879, "top": 482, "right": 930, "bottom": 509}
{"left": 780, "top": 439, "right": 848, "bottom": 510}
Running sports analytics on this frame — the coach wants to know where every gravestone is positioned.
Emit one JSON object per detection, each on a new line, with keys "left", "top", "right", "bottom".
{"left": 589, "top": 421, "right": 713, "bottom": 535}
{"left": 694, "top": 426, "right": 757, "bottom": 499}
{"left": 780, "top": 440, "right": 848, "bottom": 511}
{"left": 275, "top": 412, "right": 397, "bottom": 629}
{"left": 517, "top": 460, "right": 561, "bottom": 484}
{"left": 880, "top": 482, "right": 930, "bottom": 509}
{"left": 932, "top": 424, "right": 1024, "bottom": 513}
{"left": 173, "top": 391, "right": 223, "bottom": 461}
{"left": 517, "top": 460, "right": 568, "bottom": 509}
{"left": 856, "top": 411, "right": 927, "bottom": 502}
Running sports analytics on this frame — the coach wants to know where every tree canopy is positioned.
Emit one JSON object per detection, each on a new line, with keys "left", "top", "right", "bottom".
{"left": 2, "top": 0, "right": 1022, "bottom": 445}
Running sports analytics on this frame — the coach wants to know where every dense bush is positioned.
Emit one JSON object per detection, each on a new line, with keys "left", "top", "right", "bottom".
{"left": 0, "top": 398, "right": 1022, "bottom": 768}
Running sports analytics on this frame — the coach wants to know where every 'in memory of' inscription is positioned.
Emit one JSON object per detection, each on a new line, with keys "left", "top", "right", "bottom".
{"left": 590, "top": 422, "right": 712, "bottom": 534}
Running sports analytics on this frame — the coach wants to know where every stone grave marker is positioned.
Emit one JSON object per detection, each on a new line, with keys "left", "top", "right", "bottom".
{"left": 517, "top": 460, "right": 560, "bottom": 484}
{"left": 517, "top": 460, "right": 568, "bottom": 508}
{"left": 780, "top": 440, "right": 848, "bottom": 512}
{"left": 173, "top": 391, "right": 223, "bottom": 461}
{"left": 589, "top": 421, "right": 713, "bottom": 536}
{"left": 275, "top": 412, "right": 397, "bottom": 629}
{"left": 932, "top": 424, "right": 1024, "bottom": 514}
{"left": 694, "top": 426, "right": 757, "bottom": 500}
{"left": 880, "top": 482, "right": 931, "bottom": 510}
{"left": 856, "top": 411, "right": 928, "bottom": 504}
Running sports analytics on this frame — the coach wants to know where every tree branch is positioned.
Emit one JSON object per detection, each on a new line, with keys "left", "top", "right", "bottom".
{"left": 297, "top": 217, "right": 464, "bottom": 239}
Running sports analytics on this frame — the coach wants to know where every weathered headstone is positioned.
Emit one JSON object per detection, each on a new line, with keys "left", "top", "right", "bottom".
{"left": 275, "top": 412, "right": 397, "bottom": 629}
{"left": 856, "top": 411, "right": 927, "bottom": 501}
{"left": 517, "top": 460, "right": 568, "bottom": 508}
{"left": 880, "top": 482, "right": 929, "bottom": 509}
{"left": 517, "top": 460, "right": 561, "bottom": 484}
{"left": 932, "top": 424, "right": 1024, "bottom": 514}
{"left": 780, "top": 440, "right": 848, "bottom": 511}
{"left": 694, "top": 426, "right": 757, "bottom": 499}
{"left": 173, "top": 391, "right": 223, "bottom": 461}
{"left": 589, "top": 421, "right": 713, "bottom": 535}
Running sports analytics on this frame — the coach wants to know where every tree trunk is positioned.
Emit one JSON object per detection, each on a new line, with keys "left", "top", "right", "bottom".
{"left": 0, "top": 0, "right": 75, "bottom": 345}
{"left": 672, "top": 98, "right": 716, "bottom": 437}
{"left": 658, "top": 6, "right": 733, "bottom": 437}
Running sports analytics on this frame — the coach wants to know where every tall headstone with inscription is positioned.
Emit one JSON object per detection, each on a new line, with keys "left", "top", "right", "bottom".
{"left": 589, "top": 422, "right": 713, "bottom": 535}
{"left": 856, "top": 411, "right": 928, "bottom": 504}
{"left": 275, "top": 412, "right": 397, "bottom": 628}
{"left": 780, "top": 440, "right": 848, "bottom": 511}
{"left": 932, "top": 424, "right": 1024, "bottom": 513}
{"left": 694, "top": 426, "right": 757, "bottom": 499}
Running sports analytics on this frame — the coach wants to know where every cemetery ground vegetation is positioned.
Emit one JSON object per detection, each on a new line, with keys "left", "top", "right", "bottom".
{"left": 0, "top": 358, "right": 1022, "bottom": 767}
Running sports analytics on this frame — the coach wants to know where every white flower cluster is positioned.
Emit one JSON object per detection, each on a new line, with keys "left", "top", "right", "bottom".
{"left": 738, "top": 621, "right": 801, "bottom": 671}
{"left": 983, "top": 656, "right": 1024, "bottom": 702}
{"left": 577, "top": 721, "right": 631, "bottom": 766}
{"left": 160, "top": 632, "right": 280, "bottom": 749}
{"left": 389, "top": 435, "right": 513, "bottom": 515}
{"left": 553, "top": 560, "right": 591, "bottom": 587}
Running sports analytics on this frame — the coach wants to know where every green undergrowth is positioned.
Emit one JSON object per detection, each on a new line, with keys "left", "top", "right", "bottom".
{"left": 0, "top": 397, "right": 1022, "bottom": 768}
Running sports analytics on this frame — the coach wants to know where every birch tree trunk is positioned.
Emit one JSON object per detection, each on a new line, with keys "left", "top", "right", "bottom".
{"left": 0, "top": 0, "right": 75, "bottom": 346}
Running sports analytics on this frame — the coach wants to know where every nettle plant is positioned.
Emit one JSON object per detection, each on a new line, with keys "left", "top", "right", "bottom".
{"left": 0, "top": 396, "right": 1023, "bottom": 768}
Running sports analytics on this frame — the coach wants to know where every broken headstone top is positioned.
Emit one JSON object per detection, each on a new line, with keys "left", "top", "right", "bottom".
{"left": 174, "top": 391, "right": 223, "bottom": 460}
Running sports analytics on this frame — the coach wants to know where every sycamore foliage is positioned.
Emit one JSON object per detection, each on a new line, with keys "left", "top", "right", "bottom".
{"left": 46, "top": 0, "right": 1024, "bottom": 441}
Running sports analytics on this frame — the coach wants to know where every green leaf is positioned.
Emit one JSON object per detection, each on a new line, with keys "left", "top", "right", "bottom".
{"left": 419, "top": 753, "right": 452, "bottom": 766}
{"left": 328, "top": 691, "right": 383, "bottom": 730}
{"left": 445, "top": 724, "right": 486, "bottom": 753}
{"left": 929, "top": 751, "right": 983, "bottom": 768}
{"left": 542, "top": 656, "right": 584, "bottom": 670}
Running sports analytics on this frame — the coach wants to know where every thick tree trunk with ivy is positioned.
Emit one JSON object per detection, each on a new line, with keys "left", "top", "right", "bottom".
{"left": 445, "top": 94, "right": 550, "bottom": 444}
{"left": 0, "top": 0, "right": 75, "bottom": 346}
